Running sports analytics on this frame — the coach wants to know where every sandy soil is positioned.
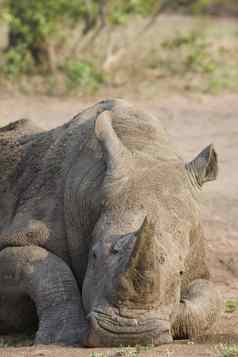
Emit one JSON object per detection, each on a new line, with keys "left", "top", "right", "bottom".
{"left": 0, "top": 93, "right": 237, "bottom": 356}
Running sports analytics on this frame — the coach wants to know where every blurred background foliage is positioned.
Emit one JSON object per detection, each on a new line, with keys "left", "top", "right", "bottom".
{"left": 0, "top": 0, "right": 238, "bottom": 95}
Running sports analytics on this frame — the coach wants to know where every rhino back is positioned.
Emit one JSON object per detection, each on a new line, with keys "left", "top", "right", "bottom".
{"left": 0, "top": 119, "right": 43, "bottom": 230}
{"left": 0, "top": 119, "right": 42, "bottom": 186}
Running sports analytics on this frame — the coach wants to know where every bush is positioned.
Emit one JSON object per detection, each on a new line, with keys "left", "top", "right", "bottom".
{"left": 2, "top": 46, "right": 34, "bottom": 77}
{"left": 2, "top": 0, "right": 159, "bottom": 73}
{"left": 62, "top": 60, "right": 105, "bottom": 93}
{"left": 3, "top": 0, "right": 101, "bottom": 69}
{"left": 107, "top": 0, "right": 158, "bottom": 25}
{"left": 160, "top": 31, "right": 217, "bottom": 75}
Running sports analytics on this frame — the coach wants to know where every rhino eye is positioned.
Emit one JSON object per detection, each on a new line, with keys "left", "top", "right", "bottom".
{"left": 92, "top": 249, "right": 97, "bottom": 259}
{"left": 111, "top": 246, "right": 120, "bottom": 254}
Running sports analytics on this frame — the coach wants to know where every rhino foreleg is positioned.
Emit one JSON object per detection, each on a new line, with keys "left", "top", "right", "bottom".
{"left": 0, "top": 246, "right": 88, "bottom": 345}
{"left": 172, "top": 279, "right": 222, "bottom": 339}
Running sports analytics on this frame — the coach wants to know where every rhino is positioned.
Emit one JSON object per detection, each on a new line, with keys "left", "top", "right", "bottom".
{"left": 0, "top": 99, "right": 221, "bottom": 347}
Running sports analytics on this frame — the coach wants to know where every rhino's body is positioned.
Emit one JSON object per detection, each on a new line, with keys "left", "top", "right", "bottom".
{"left": 0, "top": 99, "right": 221, "bottom": 346}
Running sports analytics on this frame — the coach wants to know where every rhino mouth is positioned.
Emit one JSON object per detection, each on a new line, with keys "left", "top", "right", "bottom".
{"left": 86, "top": 309, "right": 172, "bottom": 347}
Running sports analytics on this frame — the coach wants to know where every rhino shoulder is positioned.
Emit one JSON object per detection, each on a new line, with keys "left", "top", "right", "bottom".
{"left": 0, "top": 118, "right": 43, "bottom": 186}
{"left": 0, "top": 118, "right": 42, "bottom": 139}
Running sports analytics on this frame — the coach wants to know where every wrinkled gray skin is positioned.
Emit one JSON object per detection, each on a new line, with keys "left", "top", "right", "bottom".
{"left": 0, "top": 99, "right": 221, "bottom": 347}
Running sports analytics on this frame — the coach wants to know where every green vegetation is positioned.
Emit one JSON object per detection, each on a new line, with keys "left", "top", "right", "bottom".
{"left": 0, "top": 334, "right": 33, "bottom": 347}
{"left": 0, "top": 0, "right": 238, "bottom": 95}
{"left": 3, "top": 0, "right": 102, "bottom": 66}
{"left": 224, "top": 300, "right": 238, "bottom": 314}
{"left": 221, "top": 344, "right": 238, "bottom": 357}
{"left": 145, "top": 25, "right": 238, "bottom": 94}
{"left": 2, "top": 45, "right": 34, "bottom": 77}
{"left": 2, "top": 0, "right": 158, "bottom": 65}
{"left": 62, "top": 60, "right": 105, "bottom": 93}
{"left": 90, "top": 352, "right": 108, "bottom": 357}
{"left": 160, "top": 30, "right": 217, "bottom": 74}
{"left": 109, "top": 0, "right": 158, "bottom": 25}
{"left": 0, "top": 0, "right": 159, "bottom": 91}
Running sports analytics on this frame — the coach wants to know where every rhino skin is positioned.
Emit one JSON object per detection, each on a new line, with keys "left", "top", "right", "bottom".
{"left": 0, "top": 99, "right": 221, "bottom": 347}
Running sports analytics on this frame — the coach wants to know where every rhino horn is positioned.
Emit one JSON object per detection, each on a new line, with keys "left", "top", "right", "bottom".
{"left": 186, "top": 144, "right": 218, "bottom": 189}
{"left": 118, "top": 217, "right": 160, "bottom": 305}
{"left": 95, "top": 111, "right": 132, "bottom": 177}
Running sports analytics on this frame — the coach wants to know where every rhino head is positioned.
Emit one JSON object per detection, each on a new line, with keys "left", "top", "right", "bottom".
{"left": 82, "top": 110, "right": 218, "bottom": 347}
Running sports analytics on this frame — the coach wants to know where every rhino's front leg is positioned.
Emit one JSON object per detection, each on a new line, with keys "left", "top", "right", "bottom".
{"left": 0, "top": 246, "right": 88, "bottom": 345}
{"left": 172, "top": 279, "right": 222, "bottom": 339}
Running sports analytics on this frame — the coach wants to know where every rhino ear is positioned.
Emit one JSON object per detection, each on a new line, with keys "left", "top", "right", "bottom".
{"left": 186, "top": 144, "right": 218, "bottom": 187}
{"left": 95, "top": 111, "right": 131, "bottom": 175}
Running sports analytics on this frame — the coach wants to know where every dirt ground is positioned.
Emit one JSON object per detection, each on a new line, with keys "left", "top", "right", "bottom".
{"left": 0, "top": 93, "right": 237, "bottom": 356}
